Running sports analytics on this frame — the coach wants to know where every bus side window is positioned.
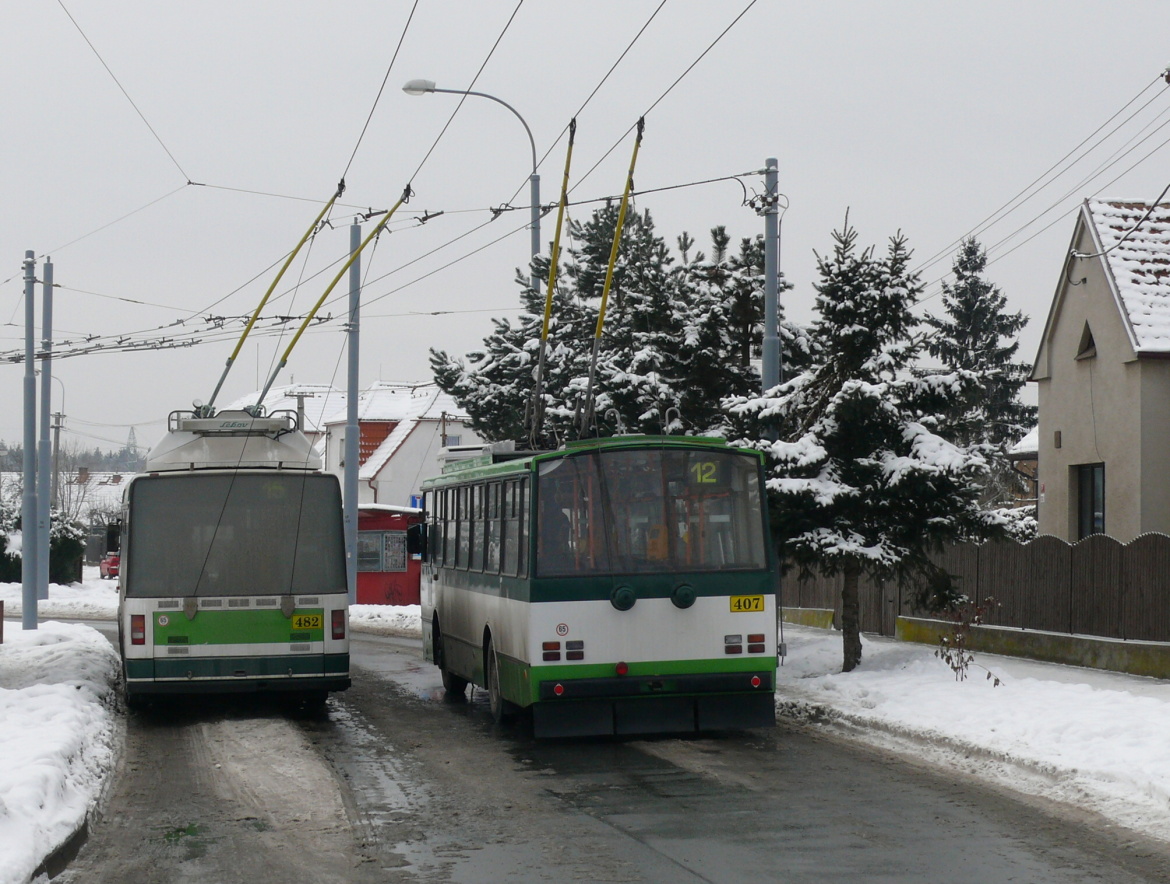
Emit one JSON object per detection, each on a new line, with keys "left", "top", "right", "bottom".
{"left": 518, "top": 478, "right": 529, "bottom": 578}
{"left": 456, "top": 486, "right": 469, "bottom": 570}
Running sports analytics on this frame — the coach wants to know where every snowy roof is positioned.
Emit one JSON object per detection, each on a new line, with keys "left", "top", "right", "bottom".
{"left": 1085, "top": 199, "right": 1170, "bottom": 353}
{"left": 321, "top": 381, "right": 466, "bottom": 425}
{"left": 1007, "top": 427, "right": 1038, "bottom": 458}
{"left": 353, "top": 385, "right": 466, "bottom": 481}
{"left": 226, "top": 383, "right": 345, "bottom": 434}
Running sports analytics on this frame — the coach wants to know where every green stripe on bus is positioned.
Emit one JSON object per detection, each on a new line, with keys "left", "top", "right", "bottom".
{"left": 152, "top": 609, "right": 324, "bottom": 645}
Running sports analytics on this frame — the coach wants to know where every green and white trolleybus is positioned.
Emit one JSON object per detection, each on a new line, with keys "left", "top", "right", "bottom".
{"left": 420, "top": 435, "right": 778, "bottom": 738}
{"left": 118, "top": 409, "right": 350, "bottom": 707}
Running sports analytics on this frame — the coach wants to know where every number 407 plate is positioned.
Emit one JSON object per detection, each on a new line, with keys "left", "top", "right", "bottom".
{"left": 729, "top": 595, "right": 764, "bottom": 613}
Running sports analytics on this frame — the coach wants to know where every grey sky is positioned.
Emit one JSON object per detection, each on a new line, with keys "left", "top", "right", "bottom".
{"left": 3, "top": 1, "right": 1169, "bottom": 451}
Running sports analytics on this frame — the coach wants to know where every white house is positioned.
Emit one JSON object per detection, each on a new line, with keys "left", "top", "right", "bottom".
{"left": 320, "top": 381, "right": 482, "bottom": 506}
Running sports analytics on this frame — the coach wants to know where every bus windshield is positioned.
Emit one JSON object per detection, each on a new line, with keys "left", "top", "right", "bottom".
{"left": 535, "top": 448, "right": 767, "bottom": 577}
{"left": 125, "top": 473, "right": 346, "bottom": 597}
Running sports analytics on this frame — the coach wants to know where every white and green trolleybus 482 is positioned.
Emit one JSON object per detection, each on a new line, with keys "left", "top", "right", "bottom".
{"left": 118, "top": 409, "right": 350, "bottom": 707}
{"left": 420, "top": 435, "right": 778, "bottom": 738}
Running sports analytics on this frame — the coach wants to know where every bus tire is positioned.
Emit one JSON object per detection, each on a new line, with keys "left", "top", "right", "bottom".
{"left": 486, "top": 639, "right": 517, "bottom": 725}
{"left": 435, "top": 622, "right": 468, "bottom": 697}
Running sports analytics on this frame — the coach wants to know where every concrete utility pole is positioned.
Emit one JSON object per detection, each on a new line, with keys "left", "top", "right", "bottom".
{"left": 21, "top": 251, "right": 38, "bottom": 629}
{"left": 344, "top": 221, "right": 361, "bottom": 606}
{"left": 761, "top": 157, "right": 781, "bottom": 394}
{"left": 36, "top": 258, "right": 52, "bottom": 600}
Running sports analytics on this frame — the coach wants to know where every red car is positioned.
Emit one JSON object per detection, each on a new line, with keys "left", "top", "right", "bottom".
{"left": 99, "top": 552, "right": 120, "bottom": 580}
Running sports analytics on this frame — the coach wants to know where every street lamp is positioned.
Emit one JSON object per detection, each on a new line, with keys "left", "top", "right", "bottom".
{"left": 403, "top": 78, "right": 541, "bottom": 290}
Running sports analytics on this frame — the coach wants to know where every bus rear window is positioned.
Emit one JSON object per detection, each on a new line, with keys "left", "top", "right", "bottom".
{"left": 125, "top": 473, "right": 346, "bottom": 597}
{"left": 536, "top": 448, "right": 767, "bottom": 577}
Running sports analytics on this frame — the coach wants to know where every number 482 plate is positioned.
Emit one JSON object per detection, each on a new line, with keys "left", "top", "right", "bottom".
{"left": 730, "top": 595, "right": 764, "bottom": 613}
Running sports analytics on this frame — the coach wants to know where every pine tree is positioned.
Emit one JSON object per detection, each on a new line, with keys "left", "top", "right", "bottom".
{"left": 432, "top": 207, "right": 778, "bottom": 442}
{"left": 924, "top": 238, "right": 1037, "bottom": 503}
{"left": 727, "top": 220, "right": 1001, "bottom": 672}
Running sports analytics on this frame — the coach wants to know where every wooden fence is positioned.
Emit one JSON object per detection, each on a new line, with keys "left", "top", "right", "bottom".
{"left": 785, "top": 533, "right": 1170, "bottom": 642}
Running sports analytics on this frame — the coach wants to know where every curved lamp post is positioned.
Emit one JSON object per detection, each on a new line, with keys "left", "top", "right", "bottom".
{"left": 403, "top": 79, "right": 540, "bottom": 289}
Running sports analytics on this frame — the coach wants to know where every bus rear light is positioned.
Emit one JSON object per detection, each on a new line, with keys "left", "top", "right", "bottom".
{"left": 748, "top": 644, "right": 766, "bottom": 654}
{"left": 543, "top": 651, "right": 561, "bottom": 661}
{"left": 615, "top": 661, "right": 629, "bottom": 676}
{"left": 130, "top": 614, "right": 145, "bottom": 645}
{"left": 566, "top": 651, "right": 584, "bottom": 661}
{"left": 724, "top": 634, "right": 742, "bottom": 645}
{"left": 566, "top": 640, "right": 583, "bottom": 650}
{"left": 725, "top": 645, "right": 743, "bottom": 654}
{"left": 748, "top": 634, "right": 766, "bottom": 643}
{"left": 553, "top": 683, "right": 565, "bottom": 696}
{"left": 331, "top": 609, "right": 346, "bottom": 640}
{"left": 542, "top": 641, "right": 561, "bottom": 651}
{"left": 751, "top": 675, "right": 762, "bottom": 688}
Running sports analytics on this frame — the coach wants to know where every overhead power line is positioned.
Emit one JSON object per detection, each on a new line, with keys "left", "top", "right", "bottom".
{"left": 56, "top": 0, "right": 190, "bottom": 182}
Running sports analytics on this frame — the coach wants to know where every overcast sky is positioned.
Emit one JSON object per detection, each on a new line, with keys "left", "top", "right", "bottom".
{"left": 2, "top": 1, "right": 1169, "bottom": 453}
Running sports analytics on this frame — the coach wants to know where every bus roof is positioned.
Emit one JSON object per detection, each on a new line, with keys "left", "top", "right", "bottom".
{"left": 419, "top": 435, "right": 764, "bottom": 490}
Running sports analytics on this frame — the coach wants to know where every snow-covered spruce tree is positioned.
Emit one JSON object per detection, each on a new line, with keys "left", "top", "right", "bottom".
{"left": 727, "top": 221, "right": 1002, "bottom": 672}
{"left": 924, "top": 238, "right": 1036, "bottom": 504}
{"left": 433, "top": 206, "right": 773, "bottom": 442}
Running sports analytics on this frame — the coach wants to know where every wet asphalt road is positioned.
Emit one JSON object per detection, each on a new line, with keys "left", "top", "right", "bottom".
{"left": 57, "top": 626, "right": 1170, "bottom": 883}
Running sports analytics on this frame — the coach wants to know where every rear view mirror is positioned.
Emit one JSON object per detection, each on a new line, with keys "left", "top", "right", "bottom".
{"left": 407, "top": 523, "right": 428, "bottom": 560}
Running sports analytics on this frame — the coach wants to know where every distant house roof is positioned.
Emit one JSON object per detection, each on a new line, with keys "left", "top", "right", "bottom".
{"left": 1085, "top": 199, "right": 1170, "bottom": 353}
{"left": 336, "top": 384, "right": 467, "bottom": 481}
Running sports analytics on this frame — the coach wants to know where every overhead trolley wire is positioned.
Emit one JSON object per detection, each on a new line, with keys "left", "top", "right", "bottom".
{"left": 571, "top": 0, "right": 759, "bottom": 196}
{"left": 409, "top": 0, "right": 526, "bottom": 184}
{"left": 56, "top": 0, "right": 191, "bottom": 182}
{"left": 340, "top": 0, "right": 420, "bottom": 179}
{"left": 912, "top": 72, "right": 1170, "bottom": 277}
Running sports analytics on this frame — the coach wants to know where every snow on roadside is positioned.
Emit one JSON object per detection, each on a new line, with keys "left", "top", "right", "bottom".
{"left": 0, "top": 571, "right": 119, "bottom": 622}
{"left": 778, "top": 623, "right": 1170, "bottom": 843}
{"left": 0, "top": 621, "right": 120, "bottom": 884}
{"left": 349, "top": 604, "right": 422, "bottom": 637}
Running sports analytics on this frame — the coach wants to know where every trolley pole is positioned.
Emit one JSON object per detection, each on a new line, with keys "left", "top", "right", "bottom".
{"left": 344, "top": 221, "right": 361, "bottom": 606}
{"left": 21, "top": 251, "right": 38, "bottom": 629}
{"left": 36, "top": 258, "right": 53, "bottom": 600}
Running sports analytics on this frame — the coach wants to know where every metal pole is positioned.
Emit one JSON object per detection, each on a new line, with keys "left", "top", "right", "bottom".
{"left": 762, "top": 157, "right": 780, "bottom": 394}
{"left": 21, "top": 251, "right": 38, "bottom": 629}
{"left": 344, "top": 221, "right": 361, "bottom": 606}
{"left": 37, "top": 259, "right": 52, "bottom": 600}
{"left": 529, "top": 172, "right": 541, "bottom": 291}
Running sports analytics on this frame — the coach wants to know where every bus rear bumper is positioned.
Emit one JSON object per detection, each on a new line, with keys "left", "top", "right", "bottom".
{"left": 532, "top": 671, "right": 775, "bottom": 738}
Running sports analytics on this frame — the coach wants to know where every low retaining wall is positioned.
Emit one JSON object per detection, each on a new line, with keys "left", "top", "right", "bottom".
{"left": 781, "top": 607, "right": 835, "bottom": 630}
{"left": 783, "top": 606, "right": 1170, "bottom": 680}
{"left": 897, "top": 616, "right": 1170, "bottom": 680}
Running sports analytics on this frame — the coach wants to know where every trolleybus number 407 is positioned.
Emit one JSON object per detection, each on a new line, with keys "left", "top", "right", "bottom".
{"left": 730, "top": 595, "right": 765, "bottom": 613}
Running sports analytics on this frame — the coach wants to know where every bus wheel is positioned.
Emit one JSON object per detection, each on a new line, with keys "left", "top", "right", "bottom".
{"left": 435, "top": 623, "right": 468, "bottom": 697}
{"left": 486, "top": 640, "right": 516, "bottom": 725}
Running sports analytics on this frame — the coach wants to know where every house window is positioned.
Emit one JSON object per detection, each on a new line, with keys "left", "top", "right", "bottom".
{"left": 1076, "top": 323, "right": 1097, "bottom": 360}
{"left": 1076, "top": 463, "right": 1105, "bottom": 539}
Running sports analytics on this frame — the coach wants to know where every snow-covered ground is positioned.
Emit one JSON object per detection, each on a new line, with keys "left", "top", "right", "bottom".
{"left": 4, "top": 572, "right": 1170, "bottom": 882}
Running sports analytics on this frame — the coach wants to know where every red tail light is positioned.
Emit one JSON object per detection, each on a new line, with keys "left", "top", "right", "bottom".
{"left": 130, "top": 614, "right": 145, "bottom": 645}
{"left": 331, "top": 609, "right": 346, "bottom": 640}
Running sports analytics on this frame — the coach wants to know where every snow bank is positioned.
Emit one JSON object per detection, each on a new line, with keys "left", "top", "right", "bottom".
{"left": 0, "top": 621, "right": 120, "bottom": 884}
{"left": 349, "top": 604, "right": 422, "bottom": 637}
{"left": 779, "top": 624, "right": 1170, "bottom": 842}
{"left": 0, "top": 571, "right": 119, "bottom": 622}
